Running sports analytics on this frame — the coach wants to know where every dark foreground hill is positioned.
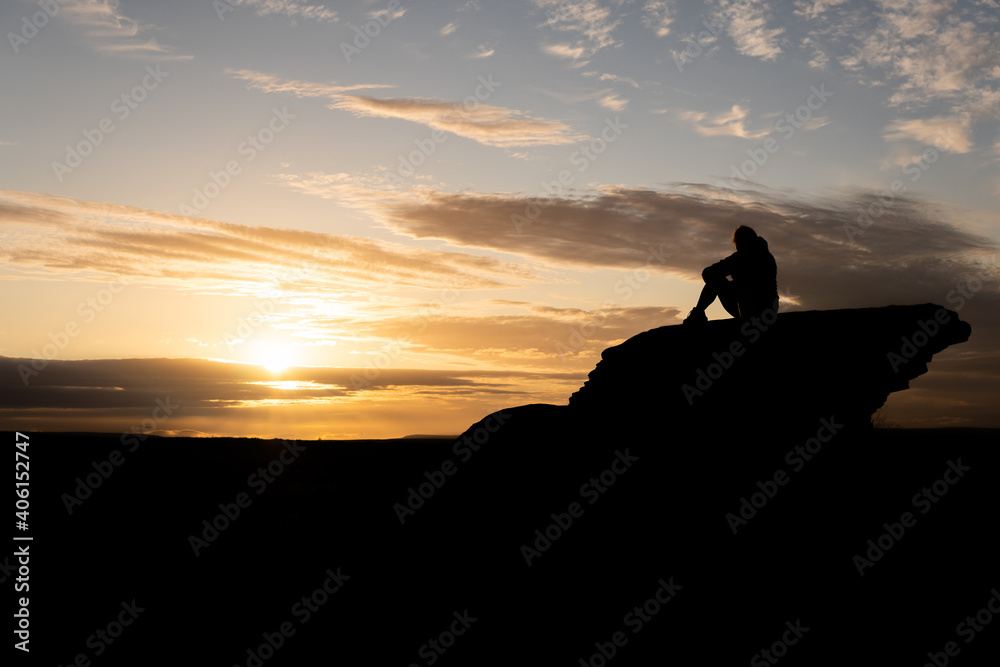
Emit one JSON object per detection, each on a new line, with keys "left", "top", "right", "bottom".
{"left": 13, "top": 305, "right": 999, "bottom": 665}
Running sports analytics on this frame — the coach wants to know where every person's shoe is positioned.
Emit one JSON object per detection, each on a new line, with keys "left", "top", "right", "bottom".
{"left": 682, "top": 308, "right": 707, "bottom": 327}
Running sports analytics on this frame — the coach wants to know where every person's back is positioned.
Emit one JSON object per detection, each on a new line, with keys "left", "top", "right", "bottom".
{"left": 727, "top": 235, "right": 777, "bottom": 319}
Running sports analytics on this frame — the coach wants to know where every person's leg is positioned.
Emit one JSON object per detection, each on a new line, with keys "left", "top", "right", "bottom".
{"left": 686, "top": 278, "right": 740, "bottom": 325}
{"left": 716, "top": 281, "right": 741, "bottom": 319}
{"left": 693, "top": 282, "right": 719, "bottom": 312}
{"left": 695, "top": 277, "right": 738, "bottom": 311}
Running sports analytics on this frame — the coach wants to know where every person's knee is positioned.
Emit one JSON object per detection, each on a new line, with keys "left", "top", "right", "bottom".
{"left": 702, "top": 269, "right": 726, "bottom": 285}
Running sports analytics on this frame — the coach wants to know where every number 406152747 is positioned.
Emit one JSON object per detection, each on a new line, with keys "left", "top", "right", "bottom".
{"left": 15, "top": 432, "right": 30, "bottom": 527}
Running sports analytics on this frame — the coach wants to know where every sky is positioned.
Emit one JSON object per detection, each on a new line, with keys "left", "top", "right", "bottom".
{"left": 1, "top": 0, "right": 998, "bottom": 439}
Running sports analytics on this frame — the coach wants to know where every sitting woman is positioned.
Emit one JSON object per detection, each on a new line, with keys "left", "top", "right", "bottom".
{"left": 683, "top": 225, "right": 778, "bottom": 325}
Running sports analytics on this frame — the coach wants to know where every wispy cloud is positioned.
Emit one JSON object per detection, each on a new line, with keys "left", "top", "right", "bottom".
{"left": 0, "top": 189, "right": 533, "bottom": 291}
{"left": 883, "top": 116, "right": 974, "bottom": 153}
{"left": 532, "top": 0, "right": 621, "bottom": 58}
{"left": 793, "top": 0, "right": 848, "bottom": 20}
{"left": 468, "top": 42, "right": 496, "bottom": 59}
{"left": 642, "top": 0, "right": 675, "bottom": 37}
{"left": 440, "top": 22, "right": 459, "bottom": 36}
{"left": 840, "top": 0, "right": 1000, "bottom": 114}
{"left": 583, "top": 72, "right": 641, "bottom": 89}
{"left": 675, "top": 105, "right": 770, "bottom": 139}
{"left": 227, "top": 0, "right": 337, "bottom": 21}
{"left": 331, "top": 96, "right": 583, "bottom": 147}
{"left": 369, "top": 4, "right": 405, "bottom": 22}
{"left": 543, "top": 43, "right": 589, "bottom": 60}
{"left": 225, "top": 69, "right": 393, "bottom": 96}
{"left": 58, "top": 0, "right": 192, "bottom": 60}
{"left": 598, "top": 93, "right": 629, "bottom": 112}
{"left": 715, "top": 0, "right": 784, "bottom": 61}
{"left": 228, "top": 69, "right": 582, "bottom": 147}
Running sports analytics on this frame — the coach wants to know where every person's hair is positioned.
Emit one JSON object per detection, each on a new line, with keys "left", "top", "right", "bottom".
{"left": 732, "top": 225, "right": 758, "bottom": 249}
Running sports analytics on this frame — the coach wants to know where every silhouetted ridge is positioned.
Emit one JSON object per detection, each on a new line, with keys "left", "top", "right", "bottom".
{"left": 568, "top": 303, "right": 970, "bottom": 435}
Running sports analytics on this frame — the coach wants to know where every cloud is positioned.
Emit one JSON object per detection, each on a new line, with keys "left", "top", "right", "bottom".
{"left": 295, "top": 303, "right": 683, "bottom": 370}
{"left": 58, "top": 0, "right": 192, "bottom": 60}
{"left": 716, "top": 0, "right": 784, "bottom": 61}
{"left": 0, "top": 356, "right": 585, "bottom": 438}
{"left": 330, "top": 96, "right": 583, "bottom": 147}
{"left": 440, "top": 22, "right": 458, "bottom": 36}
{"left": 374, "top": 185, "right": 997, "bottom": 312}
{"left": 793, "top": 0, "right": 848, "bottom": 20}
{"left": 543, "top": 43, "right": 589, "bottom": 60}
{"left": 532, "top": 0, "right": 621, "bottom": 58}
{"left": 369, "top": 5, "right": 405, "bottom": 22}
{"left": 800, "top": 36, "right": 830, "bottom": 70}
{"left": 229, "top": 70, "right": 582, "bottom": 148}
{"left": 839, "top": 0, "right": 1000, "bottom": 113}
{"left": 468, "top": 43, "right": 496, "bottom": 59}
{"left": 598, "top": 73, "right": 640, "bottom": 89}
{"left": 802, "top": 116, "right": 830, "bottom": 131}
{"left": 0, "top": 356, "right": 576, "bottom": 409}
{"left": 598, "top": 93, "right": 629, "bottom": 112}
{"left": 642, "top": 0, "right": 675, "bottom": 37}
{"left": 0, "top": 189, "right": 535, "bottom": 292}
{"left": 582, "top": 72, "right": 641, "bottom": 89}
{"left": 676, "top": 105, "right": 770, "bottom": 139}
{"left": 883, "top": 116, "right": 974, "bottom": 153}
{"left": 226, "top": 0, "right": 337, "bottom": 21}
{"left": 225, "top": 69, "right": 393, "bottom": 97}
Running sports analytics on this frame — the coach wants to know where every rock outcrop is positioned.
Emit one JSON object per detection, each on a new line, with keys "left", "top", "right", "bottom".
{"left": 399, "top": 303, "right": 982, "bottom": 664}
{"left": 568, "top": 303, "right": 971, "bottom": 437}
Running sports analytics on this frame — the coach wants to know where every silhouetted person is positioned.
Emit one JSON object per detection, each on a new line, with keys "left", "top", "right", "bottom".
{"left": 683, "top": 225, "right": 777, "bottom": 326}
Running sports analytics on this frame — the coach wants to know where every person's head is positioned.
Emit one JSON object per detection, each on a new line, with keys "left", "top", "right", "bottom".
{"left": 732, "top": 225, "right": 758, "bottom": 251}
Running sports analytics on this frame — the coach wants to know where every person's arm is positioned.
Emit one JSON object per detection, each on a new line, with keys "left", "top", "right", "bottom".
{"left": 702, "top": 252, "right": 737, "bottom": 283}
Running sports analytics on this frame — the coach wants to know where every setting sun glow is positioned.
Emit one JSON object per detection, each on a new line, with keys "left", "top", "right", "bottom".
{"left": 258, "top": 343, "right": 293, "bottom": 373}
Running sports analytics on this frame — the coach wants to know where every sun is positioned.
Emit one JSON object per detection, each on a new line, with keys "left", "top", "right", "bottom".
{"left": 258, "top": 342, "right": 293, "bottom": 373}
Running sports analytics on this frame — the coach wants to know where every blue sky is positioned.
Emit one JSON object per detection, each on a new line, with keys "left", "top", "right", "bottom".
{"left": 1, "top": 0, "right": 998, "bottom": 437}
